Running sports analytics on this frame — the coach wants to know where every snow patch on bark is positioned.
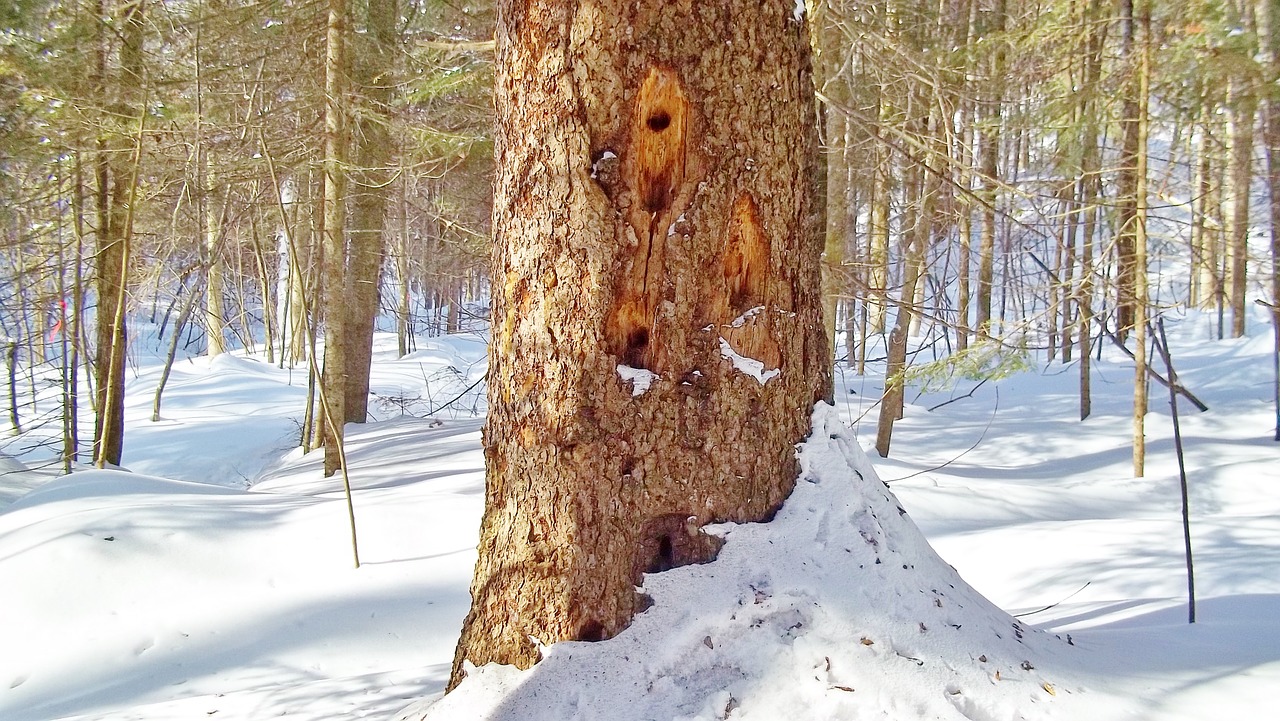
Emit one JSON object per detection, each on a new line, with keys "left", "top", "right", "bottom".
{"left": 616, "top": 365, "right": 658, "bottom": 396}
{"left": 719, "top": 338, "right": 779, "bottom": 384}
{"left": 589, "top": 150, "right": 617, "bottom": 179}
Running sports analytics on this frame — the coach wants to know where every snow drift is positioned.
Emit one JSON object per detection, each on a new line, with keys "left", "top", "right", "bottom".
{"left": 400, "top": 404, "right": 1089, "bottom": 721}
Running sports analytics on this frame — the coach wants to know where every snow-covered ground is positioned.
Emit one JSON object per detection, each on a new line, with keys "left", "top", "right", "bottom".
{"left": 1, "top": 310, "right": 1277, "bottom": 720}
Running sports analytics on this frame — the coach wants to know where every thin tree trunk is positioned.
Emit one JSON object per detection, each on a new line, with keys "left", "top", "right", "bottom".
{"left": 1257, "top": 0, "right": 1280, "bottom": 438}
{"left": 1115, "top": 0, "right": 1141, "bottom": 344}
{"left": 249, "top": 204, "right": 276, "bottom": 364}
{"left": 396, "top": 175, "right": 413, "bottom": 358}
{"left": 1132, "top": 0, "right": 1151, "bottom": 478}
{"left": 288, "top": 172, "right": 314, "bottom": 366}
{"left": 152, "top": 275, "right": 204, "bottom": 421}
{"left": 202, "top": 123, "right": 226, "bottom": 357}
{"left": 1078, "top": 0, "right": 1105, "bottom": 421}
{"left": 975, "top": 0, "right": 1004, "bottom": 340}
{"left": 1226, "top": 78, "right": 1257, "bottom": 338}
{"left": 93, "top": 0, "right": 146, "bottom": 468}
{"left": 344, "top": 0, "right": 398, "bottom": 423}
{"left": 876, "top": 208, "right": 926, "bottom": 458}
{"left": 5, "top": 342, "right": 17, "bottom": 435}
{"left": 956, "top": 110, "right": 973, "bottom": 352}
{"left": 319, "top": 0, "right": 350, "bottom": 476}
{"left": 64, "top": 156, "right": 86, "bottom": 469}
{"left": 868, "top": 111, "right": 891, "bottom": 337}
{"left": 1191, "top": 120, "right": 1213, "bottom": 308}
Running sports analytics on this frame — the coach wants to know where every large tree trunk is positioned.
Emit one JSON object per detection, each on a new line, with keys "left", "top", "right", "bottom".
{"left": 450, "top": 0, "right": 832, "bottom": 690}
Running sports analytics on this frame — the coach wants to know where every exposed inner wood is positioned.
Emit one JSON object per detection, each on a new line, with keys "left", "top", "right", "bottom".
{"left": 720, "top": 192, "right": 782, "bottom": 370}
{"left": 607, "top": 67, "right": 691, "bottom": 372}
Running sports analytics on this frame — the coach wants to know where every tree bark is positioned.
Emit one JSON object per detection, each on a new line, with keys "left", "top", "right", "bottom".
{"left": 875, "top": 202, "right": 926, "bottom": 458}
{"left": 285, "top": 171, "right": 313, "bottom": 366}
{"left": 450, "top": 0, "right": 831, "bottom": 690}
{"left": 1115, "top": 0, "right": 1141, "bottom": 343}
{"left": 319, "top": 0, "right": 350, "bottom": 476}
{"left": 1257, "top": 0, "right": 1280, "bottom": 437}
{"left": 1226, "top": 76, "right": 1257, "bottom": 338}
{"left": 93, "top": 0, "right": 145, "bottom": 468}
{"left": 975, "top": 0, "right": 1004, "bottom": 340}
{"left": 1078, "top": 0, "right": 1105, "bottom": 421}
{"left": 344, "top": 0, "right": 398, "bottom": 423}
{"left": 1132, "top": 0, "right": 1151, "bottom": 478}
{"left": 204, "top": 169, "right": 227, "bottom": 357}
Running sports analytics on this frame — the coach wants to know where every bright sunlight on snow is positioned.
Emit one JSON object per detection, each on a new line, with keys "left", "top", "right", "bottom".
{"left": 2, "top": 311, "right": 1279, "bottom": 720}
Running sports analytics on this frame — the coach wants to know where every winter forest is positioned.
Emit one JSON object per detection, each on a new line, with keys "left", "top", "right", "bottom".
{"left": 2, "top": 0, "right": 1279, "bottom": 719}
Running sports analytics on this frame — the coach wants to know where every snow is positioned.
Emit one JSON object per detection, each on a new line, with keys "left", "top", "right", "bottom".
{"left": 590, "top": 150, "right": 617, "bottom": 180}
{"left": 719, "top": 337, "right": 780, "bottom": 384}
{"left": 408, "top": 404, "right": 1091, "bottom": 720}
{"left": 1, "top": 317, "right": 1279, "bottom": 720}
{"left": 616, "top": 364, "right": 658, "bottom": 396}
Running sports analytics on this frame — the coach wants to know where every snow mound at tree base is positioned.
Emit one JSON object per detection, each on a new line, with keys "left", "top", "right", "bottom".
{"left": 403, "top": 404, "right": 1093, "bottom": 720}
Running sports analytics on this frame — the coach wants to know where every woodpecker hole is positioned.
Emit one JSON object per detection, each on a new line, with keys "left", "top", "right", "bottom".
{"left": 624, "top": 327, "right": 650, "bottom": 367}
{"left": 647, "top": 535, "right": 675, "bottom": 573}
{"left": 576, "top": 619, "right": 606, "bottom": 642}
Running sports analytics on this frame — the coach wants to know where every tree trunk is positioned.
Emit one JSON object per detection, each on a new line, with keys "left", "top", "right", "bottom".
{"left": 875, "top": 204, "right": 926, "bottom": 458}
{"left": 1257, "top": 0, "right": 1280, "bottom": 438}
{"left": 93, "top": 0, "right": 145, "bottom": 468}
{"left": 396, "top": 175, "right": 413, "bottom": 358}
{"left": 867, "top": 133, "right": 891, "bottom": 337}
{"left": 956, "top": 100, "right": 974, "bottom": 353}
{"left": 249, "top": 203, "right": 277, "bottom": 364}
{"left": 975, "top": 0, "right": 1004, "bottom": 340}
{"left": 204, "top": 169, "right": 227, "bottom": 357}
{"left": 1226, "top": 76, "right": 1257, "bottom": 338}
{"left": 1132, "top": 0, "right": 1151, "bottom": 478}
{"left": 1078, "top": 0, "right": 1105, "bottom": 421}
{"left": 286, "top": 171, "right": 314, "bottom": 366}
{"left": 1114, "top": 0, "right": 1141, "bottom": 343}
{"left": 344, "top": 0, "right": 398, "bottom": 424}
{"left": 1191, "top": 118, "right": 1214, "bottom": 309}
{"left": 65, "top": 155, "right": 87, "bottom": 471}
{"left": 319, "top": 0, "right": 350, "bottom": 476}
{"left": 450, "top": 0, "right": 831, "bottom": 690}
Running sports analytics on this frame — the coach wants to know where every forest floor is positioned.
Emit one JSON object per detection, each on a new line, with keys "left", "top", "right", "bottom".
{"left": 1, "top": 308, "right": 1278, "bottom": 720}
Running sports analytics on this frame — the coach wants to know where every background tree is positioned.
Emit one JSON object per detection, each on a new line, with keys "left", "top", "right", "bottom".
{"left": 92, "top": 0, "right": 146, "bottom": 468}
{"left": 343, "top": 0, "right": 398, "bottom": 424}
